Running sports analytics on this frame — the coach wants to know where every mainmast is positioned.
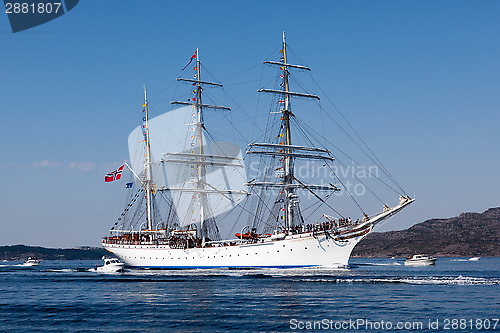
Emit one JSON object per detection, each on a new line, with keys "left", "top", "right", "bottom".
{"left": 143, "top": 86, "right": 153, "bottom": 230}
{"left": 170, "top": 49, "right": 234, "bottom": 243}
{"left": 194, "top": 48, "right": 207, "bottom": 243}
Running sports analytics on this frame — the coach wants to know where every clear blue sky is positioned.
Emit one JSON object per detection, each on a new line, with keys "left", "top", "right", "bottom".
{"left": 1, "top": 1, "right": 499, "bottom": 247}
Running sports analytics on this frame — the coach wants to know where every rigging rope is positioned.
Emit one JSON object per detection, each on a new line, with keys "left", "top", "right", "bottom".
{"left": 293, "top": 116, "right": 403, "bottom": 196}
{"left": 310, "top": 76, "right": 409, "bottom": 196}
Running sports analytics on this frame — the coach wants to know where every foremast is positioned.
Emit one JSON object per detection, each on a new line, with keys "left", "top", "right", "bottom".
{"left": 251, "top": 31, "right": 334, "bottom": 232}
{"left": 282, "top": 32, "right": 294, "bottom": 231}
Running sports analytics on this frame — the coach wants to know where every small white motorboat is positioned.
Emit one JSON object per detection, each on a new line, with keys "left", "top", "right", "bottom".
{"left": 404, "top": 254, "right": 437, "bottom": 266}
{"left": 468, "top": 257, "right": 480, "bottom": 261}
{"left": 22, "top": 257, "right": 41, "bottom": 266}
{"left": 93, "top": 257, "right": 124, "bottom": 272}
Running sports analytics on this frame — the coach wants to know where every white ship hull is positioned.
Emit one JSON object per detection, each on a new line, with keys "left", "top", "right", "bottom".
{"left": 103, "top": 232, "right": 364, "bottom": 268}
{"left": 103, "top": 198, "right": 414, "bottom": 269}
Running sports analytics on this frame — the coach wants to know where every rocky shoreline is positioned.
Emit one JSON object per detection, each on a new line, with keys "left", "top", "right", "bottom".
{"left": 0, "top": 245, "right": 108, "bottom": 261}
{"left": 352, "top": 207, "right": 500, "bottom": 258}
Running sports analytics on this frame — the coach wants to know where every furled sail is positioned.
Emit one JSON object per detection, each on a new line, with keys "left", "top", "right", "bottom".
{"left": 163, "top": 141, "right": 246, "bottom": 226}
{"left": 128, "top": 106, "right": 196, "bottom": 188}
{"left": 128, "top": 106, "right": 247, "bottom": 226}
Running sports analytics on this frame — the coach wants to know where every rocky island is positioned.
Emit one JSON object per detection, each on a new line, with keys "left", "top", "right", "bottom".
{"left": 352, "top": 207, "right": 500, "bottom": 257}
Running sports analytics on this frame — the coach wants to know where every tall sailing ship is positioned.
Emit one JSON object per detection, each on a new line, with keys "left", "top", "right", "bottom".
{"left": 102, "top": 33, "right": 414, "bottom": 268}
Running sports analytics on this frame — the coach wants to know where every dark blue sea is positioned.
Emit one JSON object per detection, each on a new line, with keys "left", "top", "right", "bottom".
{"left": 0, "top": 257, "right": 498, "bottom": 332}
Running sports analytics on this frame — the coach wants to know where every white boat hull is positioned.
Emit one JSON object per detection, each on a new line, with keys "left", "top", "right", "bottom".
{"left": 94, "top": 264, "right": 124, "bottom": 272}
{"left": 22, "top": 259, "right": 40, "bottom": 266}
{"left": 21, "top": 262, "right": 39, "bottom": 267}
{"left": 103, "top": 232, "right": 363, "bottom": 268}
{"left": 404, "top": 258, "right": 437, "bottom": 266}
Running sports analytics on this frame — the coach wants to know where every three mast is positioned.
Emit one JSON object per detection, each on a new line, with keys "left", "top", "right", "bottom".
{"left": 109, "top": 33, "right": 413, "bottom": 249}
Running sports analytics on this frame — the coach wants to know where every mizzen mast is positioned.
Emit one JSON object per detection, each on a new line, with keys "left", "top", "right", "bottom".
{"left": 143, "top": 85, "right": 154, "bottom": 230}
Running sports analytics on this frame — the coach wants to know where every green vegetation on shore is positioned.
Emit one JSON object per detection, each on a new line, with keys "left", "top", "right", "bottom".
{"left": 0, "top": 245, "right": 108, "bottom": 261}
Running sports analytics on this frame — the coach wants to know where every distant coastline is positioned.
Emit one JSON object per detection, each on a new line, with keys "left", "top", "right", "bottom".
{"left": 2, "top": 208, "right": 499, "bottom": 260}
{"left": 0, "top": 245, "right": 108, "bottom": 261}
{"left": 352, "top": 207, "right": 500, "bottom": 258}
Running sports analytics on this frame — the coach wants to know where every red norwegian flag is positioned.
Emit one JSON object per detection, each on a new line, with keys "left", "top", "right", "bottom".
{"left": 105, "top": 165, "right": 125, "bottom": 182}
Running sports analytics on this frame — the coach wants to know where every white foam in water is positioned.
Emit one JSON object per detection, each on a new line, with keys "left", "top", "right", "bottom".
{"left": 46, "top": 269, "right": 78, "bottom": 273}
{"left": 120, "top": 266, "right": 350, "bottom": 278}
{"left": 358, "top": 262, "right": 401, "bottom": 266}
{"left": 390, "top": 276, "right": 497, "bottom": 285}
{"left": 297, "top": 276, "right": 500, "bottom": 285}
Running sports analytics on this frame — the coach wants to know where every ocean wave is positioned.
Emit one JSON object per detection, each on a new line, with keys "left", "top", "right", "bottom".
{"left": 44, "top": 268, "right": 78, "bottom": 273}
{"left": 295, "top": 275, "right": 500, "bottom": 285}
{"left": 354, "top": 262, "right": 402, "bottom": 266}
{"left": 0, "top": 264, "right": 37, "bottom": 269}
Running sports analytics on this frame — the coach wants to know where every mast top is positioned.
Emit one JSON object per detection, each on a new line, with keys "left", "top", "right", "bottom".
{"left": 172, "top": 48, "right": 229, "bottom": 110}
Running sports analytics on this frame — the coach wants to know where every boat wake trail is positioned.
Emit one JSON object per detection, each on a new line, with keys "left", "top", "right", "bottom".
{"left": 295, "top": 276, "right": 500, "bottom": 286}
